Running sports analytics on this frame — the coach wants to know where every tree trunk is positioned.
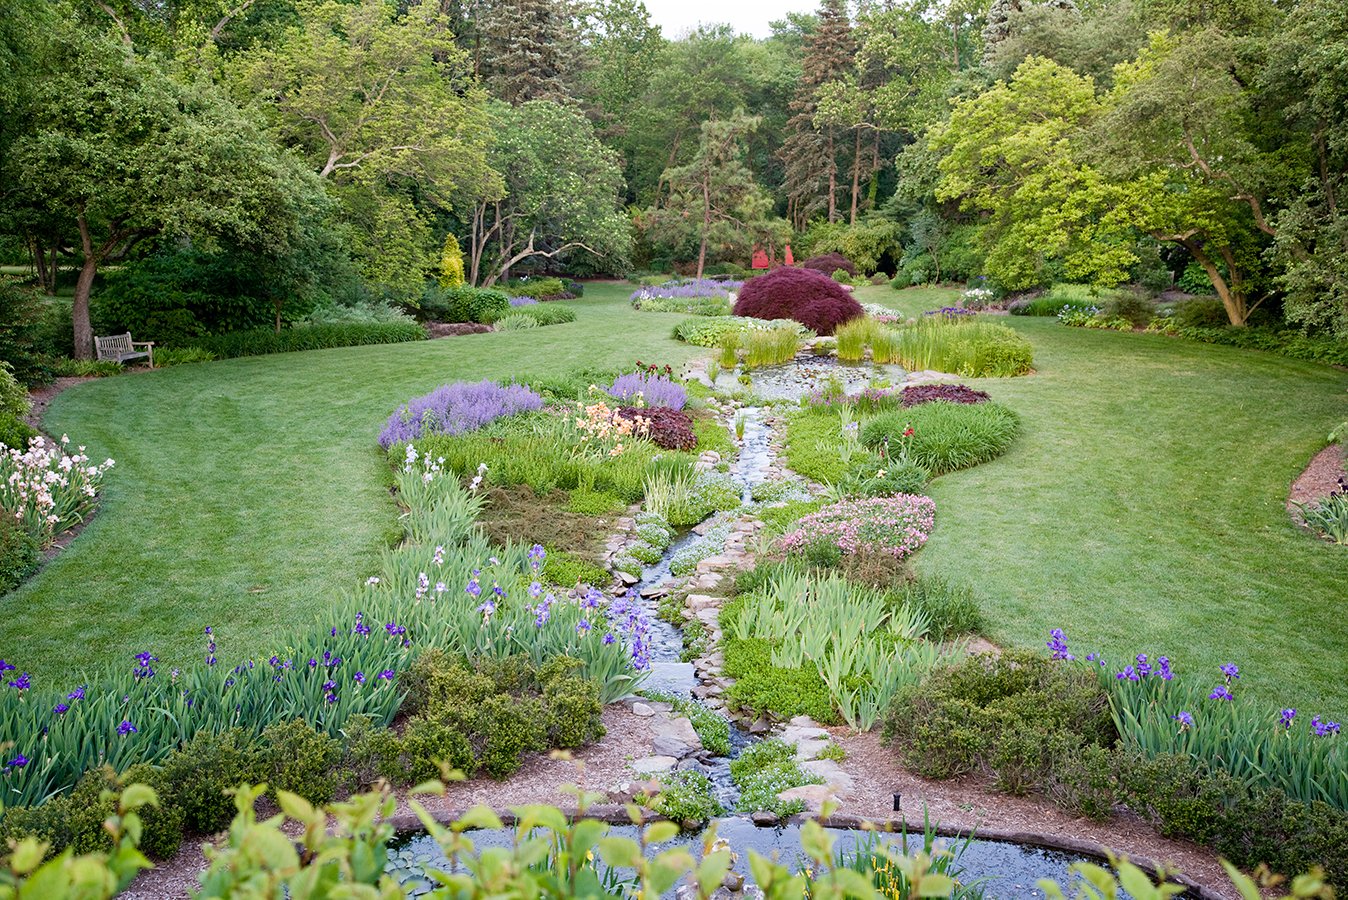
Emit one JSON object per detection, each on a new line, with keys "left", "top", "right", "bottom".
{"left": 72, "top": 255, "right": 98, "bottom": 359}
{"left": 849, "top": 129, "right": 862, "bottom": 225}
{"left": 1183, "top": 239, "right": 1246, "bottom": 326}
{"left": 73, "top": 214, "right": 100, "bottom": 360}
{"left": 696, "top": 171, "right": 711, "bottom": 281}
{"left": 826, "top": 130, "right": 837, "bottom": 223}
{"left": 274, "top": 299, "right": 283, "bottom": 333}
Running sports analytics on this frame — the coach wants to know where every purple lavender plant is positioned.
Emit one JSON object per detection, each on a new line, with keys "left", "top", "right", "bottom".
{"left": 378, "top": 380, "right": 544, "bottom": 448}
{"left": 607, "top": 372, "right": 687, "bottom": 410}
{"left": 508, "top": 296, "right": 538, "bottom": 307}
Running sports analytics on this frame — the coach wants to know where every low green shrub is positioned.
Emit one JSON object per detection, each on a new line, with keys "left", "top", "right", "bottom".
{"left": 153, "top": 347, "right": 217, "bottom": 367}
{"left": 1117, "top": 751, "right": 1348, "bottom": 883}
{"left": 722, "top": 636, "right": 838, "bottom": 725}
{"left": 566, "top": 488, "right": 625, "bottom": 516}
{"left": 651, "top": 770, "right": 723, "bottom": 826}
{"left": 504, "top": 277, "right": 567, "bottom": 299}
{"left": 160, "top": 728, "right": 266, "bottom": 834}
{"left": 189, "top": 322, "right": 426, "bottom": 359}
{"left": 0, "top": 516, "right": 41, "bottom": 594}
{"left": 0, "top": 763, "right": 185, "bottom": 861}
{"left": 1172, "top": 296, "right": 1229, "bottom": 329}
{"left": 260, "top": 718, "right": 343, "bottom": 805}
{"left": 391, "top": 652, "right": 604, "bottom": 781}
{"left": 543, "top": 549, "right": 608, "bottom": 587}
{"left": 45, "top": 358, "right": 124, "bottom": 377}
{"left": 1104, "top": 293, "right": 1156, "bottom": 327}
{"left": 730, "top": 739, "right": 823, "bottom": 815}
{"left": 861, "top": 401, "right": 1020, "bottom": 476}
{"left": 881, "top": 651, "right": 1113, "bottom": 795}
{"left": 0, "top": 411, "right": 37, "bottom": 453}
{"left": 421, "top": 284, "right": 511, "bottom": 324}
{"left": 838, "top": 457, "right": 930, "bottom": 497}
{"left": 673, "top": 316, "right": 809, "bottom": 348}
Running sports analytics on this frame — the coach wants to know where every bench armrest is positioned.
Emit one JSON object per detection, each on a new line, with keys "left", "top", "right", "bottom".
{"left": 132, "top": 341, "right": 155, "bottom": 348}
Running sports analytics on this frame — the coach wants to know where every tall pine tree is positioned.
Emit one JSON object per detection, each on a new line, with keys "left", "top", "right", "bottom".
{"left": 478, "top": 0, "right": 579, "bottom": 104}
{"left": 778, "top": 0, "right": 856, "bottom": 229}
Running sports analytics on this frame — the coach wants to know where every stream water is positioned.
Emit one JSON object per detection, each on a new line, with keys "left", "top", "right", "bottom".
{"left": 385, "top": 818, "right": 1172, "bottom": 899}
{"left": 381, "top": 394, "right": 1188, "bottom": 897}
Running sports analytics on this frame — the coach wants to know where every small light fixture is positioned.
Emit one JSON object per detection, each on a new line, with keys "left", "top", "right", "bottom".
{"left": 892, "top": 792, "right": 902, "bottom": 812}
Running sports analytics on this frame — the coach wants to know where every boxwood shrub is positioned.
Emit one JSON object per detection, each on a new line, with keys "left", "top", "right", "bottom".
{"left": 188, "top": 322, "right": 426, "bottom": 359}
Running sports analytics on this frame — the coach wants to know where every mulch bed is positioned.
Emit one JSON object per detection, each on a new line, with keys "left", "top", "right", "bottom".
{"left": 426, "top": 322, "right": 493, "bottom": 338}
{"left": 1287, "top": 443, "right": 1346, "bottom": 525}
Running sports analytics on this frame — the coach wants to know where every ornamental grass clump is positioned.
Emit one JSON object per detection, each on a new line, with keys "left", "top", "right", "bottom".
{"left": 0, "top": 435, "right": 114, "bottom": 547}
{"left": 730, "top": 570, "right": 959, "bottom": 730}
{"left": 378, "top": 380, "right": 544, "bottom": 448}
{"left": 734, "top": 267, "right": 864, "bottom": 336}
{"left": 606, "top": 372, "right": 686, "bottom": 410}
{"left": 887, "top": 317, "right": 1033, "bottom": 377}
{"left": 862, "top": 401, "right": 1019, "bottom": 476}
{"left": 741, "top": 325, "right": 801, "bottom": 368}
{"left": 779, "top": 494, "right": 935, "bottom": 560}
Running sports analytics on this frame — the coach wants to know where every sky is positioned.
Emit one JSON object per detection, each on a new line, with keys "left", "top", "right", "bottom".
{"left": 642, "top": 0, "right": 818, "bottom": 39}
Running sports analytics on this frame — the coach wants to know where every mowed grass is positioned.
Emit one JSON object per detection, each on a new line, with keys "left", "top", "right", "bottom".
{"left": 854, "top": 285, "right": 1348, "bottom": 712}
{"left": 4, "top": 282, "right": 699, "bottom": 683}
{"left": 6, "top": 280, "right": 1348, "bottom": 713}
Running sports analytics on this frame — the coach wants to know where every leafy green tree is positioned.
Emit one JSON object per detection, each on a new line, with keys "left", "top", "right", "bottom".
{"left": 644, "top": 113, "right": 766, "bottom": 279}
{"left": 1260, "top": 0, "right": 1348, "bottom": 335}
{"left": 624, "top": 25, "right": 757, "bottom": 207}
{"left": 932, "top": 56, "right": 1135, "bottom": 290}
{"left": 1094, "top": 30, "right": 1295, "bottom": 324}
{"left": 468, "top": 101, "right": 630, "bottom": 285}
{"left": 233, "top": 0, "right": 495, "bottom": 299}
{"left": 577, "top": 0, "right": 663, "bottom": 139}
{"left": 3, "top": 16, "right": 328, "bottom": 357}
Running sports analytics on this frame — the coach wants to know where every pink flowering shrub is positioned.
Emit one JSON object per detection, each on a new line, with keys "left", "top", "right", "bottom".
{"left": 779, "top": 494, "right": 936, "bottom": 559}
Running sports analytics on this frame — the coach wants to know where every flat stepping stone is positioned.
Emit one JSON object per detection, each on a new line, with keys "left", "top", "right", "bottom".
{"left": 631, "top": 756, "right": 677, "bottom": 775}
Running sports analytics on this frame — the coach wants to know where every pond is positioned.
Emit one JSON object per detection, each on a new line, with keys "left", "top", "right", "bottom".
{"left": 384, "top": 817, "right": 1184, "bottom": 899}
{"left": 705, "top": 355, "right": 907, "bottom": 403}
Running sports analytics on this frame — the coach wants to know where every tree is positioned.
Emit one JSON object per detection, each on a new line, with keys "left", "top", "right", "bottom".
{"left": 4, "top": 17, "right": 327, "bottom": 357}
{"left": 478, "top": 0, "right": 579, "bottom": 104}
{"left": 468, "top": 101, "right": 630, "bottom": 285}
{"left": 931, "top": 56, "right": 1137, "bottom": 290}
{"left": 779, "top": 0, "right": 856, "bottom": 229}
{"left": 577, "top": 0, "right": 662, "bottom": 133}
{"left": 647, "top": 113, "right": 764, "bottom": 280}
{"left": 624, "top": 25, "right": 757, "bottom": 207}
{"left": 1094, "top": 30, "right": 1296, "bottom": 325}
{"left": 1260, "top": 0, "right": 1348, "bottom": 335}
{"left": 234, "top": 0, "right": 495, "bottom": 299}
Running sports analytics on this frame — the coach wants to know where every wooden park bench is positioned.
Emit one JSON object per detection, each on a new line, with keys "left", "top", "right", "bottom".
{"left": 94, "top": 333, "right": 155, "bottom": 368}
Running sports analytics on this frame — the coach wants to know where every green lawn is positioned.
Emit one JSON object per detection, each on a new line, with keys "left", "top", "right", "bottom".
{"left": 862, "top": 284, "right": 1348, "bottom": 712}
{"left": 5, "top": 283, "right": 699, "bottom": 683}
{"left": 7, "top": 281, "right": 1348, "bottom": 713}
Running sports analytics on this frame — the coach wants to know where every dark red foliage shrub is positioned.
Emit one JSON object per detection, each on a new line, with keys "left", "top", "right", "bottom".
{"left": 801, "top": 253, "right": 857, "bottom": 277}
{"left": 616, "top": 406, "right": 697, "bottom": 451}
{"left": 733, "top": 267, "right": 864, "bottom": 336}
{"left": 900, "top": 384, "right": 991, "bottom": 407}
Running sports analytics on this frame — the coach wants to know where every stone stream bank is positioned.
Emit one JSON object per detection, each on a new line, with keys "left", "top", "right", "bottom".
{"left": 595, "top": 402, "right": 856, "bottom": 821}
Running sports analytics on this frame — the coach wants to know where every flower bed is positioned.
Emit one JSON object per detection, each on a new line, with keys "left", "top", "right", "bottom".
{"left": 900, "top": 384, "right": 991, "bottom": 407}
{"left": 0, "top": 435, "right": 114, "bottom": 548}
{"left": 606, "top": 372, "right": 687, "bottom": 410}
{"left": 378, "top": 380, "right": 544, "bottom": 448}
{"left": 779, "top": 494, "right": 935, "bottom": 559}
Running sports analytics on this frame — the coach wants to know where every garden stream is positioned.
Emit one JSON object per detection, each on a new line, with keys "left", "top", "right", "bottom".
{"left": 386, "top": 395, "right": 1187, "bottom": 897}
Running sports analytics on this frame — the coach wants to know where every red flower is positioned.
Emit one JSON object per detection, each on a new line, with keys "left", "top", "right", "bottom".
{"left": 903, "top": 427, "right": 915, "bottom": 437}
